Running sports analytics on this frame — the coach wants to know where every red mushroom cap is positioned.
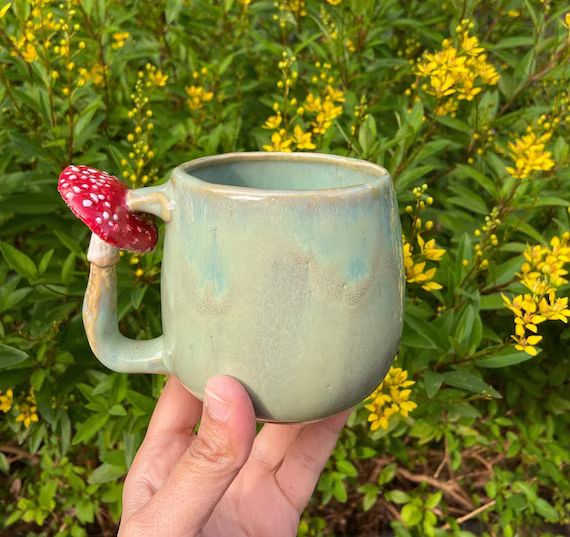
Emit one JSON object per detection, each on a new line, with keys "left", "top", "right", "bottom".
{"left": 57, "top": 165, "right": 158, "bottom": 253}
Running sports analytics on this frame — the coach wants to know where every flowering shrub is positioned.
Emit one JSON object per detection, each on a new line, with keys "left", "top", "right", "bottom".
{"left": 1, "top": 1, "right": 569, "bottom": 536}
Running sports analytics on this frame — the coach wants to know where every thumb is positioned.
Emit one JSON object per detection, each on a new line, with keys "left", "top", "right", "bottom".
{"left": 127, "top": 375, "right": 256, "bottom": 537}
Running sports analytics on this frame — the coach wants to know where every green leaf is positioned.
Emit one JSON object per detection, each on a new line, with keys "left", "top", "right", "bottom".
{"left": 126, "top": 390, "right": 156, "bottom": 414}
{"left": 355, "top": 446, "right": 377, "bottom": 459}
{"left": 337, "top": 459, "right": 358, "bottom": 478}
{"left": 72, "top": 413, "right": 109, "bottom": 445}
{"left": 0, "top": 344, "right": 29, "bottom": 369}
{"left": 75, "top": 499, "right": 95, "bottom": 524}
{"left": 0, "top": 242, "right": 38, "bottom": 281}
{"left": 109, "top": 404, "right": 127, "bottom": 416}
{"left": 443, "top": 370, "right": 497, "bottom": 395}
{"left": 515, "top": 222, "right": 547, "bottom": 245}
{"left": 534, "top": 498, "right": 559, "bottom": 522}
{"left": 332, "top": 478, "right": 348, "bottom": 502}
{"left": 54, "top": 231, "right": 85, "bottom": 259}
{"left": 38, "top": 481, "right": 57, "bottom": 509}
{"left": 532, "top": 196, "right": 569, "bottom": 208}
{"left": 455, "top": 164, "right": 496, "bottom": 196}
{"left": 402, "top": 314, "right": 445, "bottom": 350}
{"left": 425, "top": 491, "right": 442, "bottom": 509}
{"left": 476, "top": 347, "right": 535, "bottom": 368}
{"left": 486, "top": 256, "right": 522, "bottom": 288}
{"left": 378, "top": 463, "right": 397, "bottom": 485}
{"left": 38, "top": 249, "right": 54, "bottom": 274}
{"left": 436, "top": 116, "right": 471, "bottom": 133}
{"left": 89, "top": 463, "right": 125, "bottom": 485}
{"left": 385, "top": 490, "right": 410, "bottom": 504}
{"left": 61, "top": 252, "right": 75, "bottom": 286}
{"left": 447, "top": 186, "right": 489, "bottom": 215}
{"left": 491, "top": 36, "right": 536, "bottom": 49}
{"left": 480, "top": 293, "right": 507, "bottom": 310}
{"left": 401, "top": 503, "right": 423, "bottom": 526}
{"left": 424, "top": 371, "right": 443, "bottom": 398}
{"left": 0, "top": 452, "right": 9, "bottom": 473}
{"left": 131, "top": 285, "right": 148, "bottom": 310}
{"left": 396, "top": 165, "right": 434, "bottom": 192}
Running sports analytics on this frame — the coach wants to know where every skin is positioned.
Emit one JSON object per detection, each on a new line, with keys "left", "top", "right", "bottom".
{"left": 119, "top": 375, "right": 350, "bottom": 537}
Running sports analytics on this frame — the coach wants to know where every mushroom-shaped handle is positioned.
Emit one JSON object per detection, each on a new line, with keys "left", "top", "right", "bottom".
{"left": 83, "top": 182, "right": 173, "bottom": 375}
{"left": 58, "top": 165, "right": 173, "bottom": 375}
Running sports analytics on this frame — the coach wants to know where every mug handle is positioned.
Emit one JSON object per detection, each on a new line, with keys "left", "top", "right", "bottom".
{"left": 82, "top": 182, "right": 173, "bottom": 374}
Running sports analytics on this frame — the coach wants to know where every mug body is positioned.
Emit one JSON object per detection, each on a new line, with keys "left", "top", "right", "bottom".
{"left": 160, "top": 152, "right": 404, "bottom": 422}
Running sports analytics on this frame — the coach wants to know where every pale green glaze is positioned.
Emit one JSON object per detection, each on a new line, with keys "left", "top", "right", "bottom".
{"left": 83, "top": 152, "right": 405, "bottom": 422}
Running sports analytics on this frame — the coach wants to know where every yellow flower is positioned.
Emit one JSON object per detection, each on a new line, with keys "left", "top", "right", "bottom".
{"left": 417, "top": 234, "right": 445, "bottom": 261}
{"left": 326, "top": 0, "right": 342, "bottom": 4}
{"left": 511, "top": 334, "right": 542, "bottom": 356}
{"left": 263, "top": 113, "right": 282, "bottom": 130}
{"left": 539, "top": 292, "right": 570, "bottom": 323}
{"left": 239, "top": 0, "right": 252, "bottom": 4}
{"left": 506, "top": 130, "right": 555, "bottom": 179}
{"left": 326, "top": 85, "right": 345, "bottom": 102}
{"left": 15, "top": 390, "right": 38, "bottom": 428}
{"left": 304, "top": 93, "right": 322, "bottom": 114}
{"left": 292, "top": 125, "right": 316, "bottom": 150}
{"left": 148, "top": 69, "right": 169, "bottom": 87}
{"left": 112, "top": 31, "right": 130, "bottom": 49}
{"left": 461, "top": 32, "right": 484, "bottom": 56}
{"left": 416, "top": 24, "right": 498, "bottom": 114}
{"left": 0, "top": 389, "right": 13, "bottom": 413}
{"left": 21, "top": 43, "right": 38, "bottom": 63}
{"left": 185, "top": 85, "right": 214, "bottom": 111}
{"left": 365, "top": 367, "right": 416, "bottom": 431}
{"left": 262, "top": 129, "right": 292, "bottom": 152}
{"left": 403, "top": 230, "right": 445, "bottom": 292}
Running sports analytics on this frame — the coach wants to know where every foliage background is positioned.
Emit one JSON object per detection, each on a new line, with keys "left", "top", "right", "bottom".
{"left": 0, "top": 0, "right": 569, "bottom": 535}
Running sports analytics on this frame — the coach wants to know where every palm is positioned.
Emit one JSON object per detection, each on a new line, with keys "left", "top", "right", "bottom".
{"left": 121, "top": 377, "right": 348, "bottom": 537}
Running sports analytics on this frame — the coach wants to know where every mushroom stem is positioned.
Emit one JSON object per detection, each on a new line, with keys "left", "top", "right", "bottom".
{"left": 83, "top": 233, "right": 168, "bottom": 374}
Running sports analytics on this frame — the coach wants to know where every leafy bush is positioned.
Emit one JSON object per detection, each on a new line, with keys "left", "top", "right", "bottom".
{"left": 1, "top": 0, "right": 569, "bottom": 535}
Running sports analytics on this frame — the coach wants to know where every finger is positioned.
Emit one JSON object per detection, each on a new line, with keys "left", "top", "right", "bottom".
{"left": 246, "top": 422, "right": 304, "bottom": 474}
{"left": 275, "top": 409, "right": 351, "bottom": 512}
{"left": 122, "top": 377, "right": 202, "bottom": 520}
{"left": 127, "top": 375, "right": 256, "bottom": 537}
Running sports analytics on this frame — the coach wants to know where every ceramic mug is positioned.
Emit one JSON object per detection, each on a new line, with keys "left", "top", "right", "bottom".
{"left": 83, "top": 152, "right": 405, "bottom": 422}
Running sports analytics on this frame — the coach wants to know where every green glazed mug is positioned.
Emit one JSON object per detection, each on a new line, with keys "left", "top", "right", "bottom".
{"left": 83, "top": 152, "right": 405, "bottom": 422}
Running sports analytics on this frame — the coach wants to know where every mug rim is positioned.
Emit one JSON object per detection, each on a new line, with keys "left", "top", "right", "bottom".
{"left": 172, "top": 152, "right": 391, "bottom": 198}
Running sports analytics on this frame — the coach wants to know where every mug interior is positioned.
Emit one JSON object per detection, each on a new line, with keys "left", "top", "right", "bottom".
{"left": 182, "top": 153, "right": 388, "bottom": 191}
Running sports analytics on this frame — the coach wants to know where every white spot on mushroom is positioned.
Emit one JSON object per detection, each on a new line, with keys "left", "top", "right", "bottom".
{"left": 62, "top": 182, "right": 69, "bottom": 188}
{"left": 72, "top": 186, "right": 81, "bottom": 193}
{"left": 98, "top": 194, "right": 105, "bottom": 200}
{"left": 69, "top": 174, "right": 77, "bottom": 179}
{"left": 82, "top": 184, "right": 89, "bottom": 189}
{"left": 103, "top": 211, "right": 109, "bottom": 219}
{"left": 108, "top": 221, "right": 114, "bottom": 227}
{"left": 65, "top": 192, "right": 73, "bottom": 199}
{"left": 104, "top": 202, "right": 111, "bottom": 208}
{"left": 82, "top": 199, "right": 93, "bottom": 207}
{"left": 95, "top": 217, "right": 102, "bottom": 224}
{"left": 88, "top": 168, "right": 97, "bottom": 173}
{"left": 113, "top": 214, "right": 118, "bottom": 221}
{"left": 90, "top": 193, "right": 98, "bottom": 202}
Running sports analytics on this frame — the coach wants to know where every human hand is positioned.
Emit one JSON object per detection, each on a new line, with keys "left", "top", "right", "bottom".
{"left": 119, "top": 376, "right": 350, "bottom": 537}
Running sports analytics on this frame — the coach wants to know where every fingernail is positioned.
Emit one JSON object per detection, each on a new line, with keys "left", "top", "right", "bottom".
{"left": 205, "top": 387, "right": 231, "bottom": 421}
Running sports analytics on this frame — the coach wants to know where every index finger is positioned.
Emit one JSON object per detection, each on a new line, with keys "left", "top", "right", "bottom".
{"left": 122, "top": 377, "right": 203, "bottom": 519}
